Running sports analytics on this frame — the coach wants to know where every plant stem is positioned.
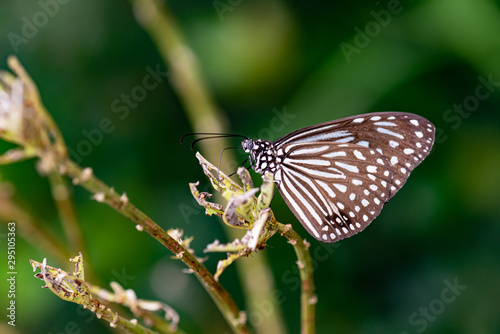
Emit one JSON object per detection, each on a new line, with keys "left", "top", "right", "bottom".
{"left": 48, "top": 171, "right": 85, "bottom": 254}
{"left": 276, "top": 223, "right": 316, "bottom": 334}
{"left": 0, "top": 195, "right": 69, "bottom": 265}
{"left": 128, "top": 1, "right": 287, "bottom": 332}
{"left": 60, "top": 159, "right": 249, "bottom": 334}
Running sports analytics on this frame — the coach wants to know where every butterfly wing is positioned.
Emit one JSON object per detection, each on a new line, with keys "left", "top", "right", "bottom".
{"left": 274, "top": 142, "right": 394, "bottom": 242}
{"left": 275, "top": 112, "right": 435, "bottom": 198}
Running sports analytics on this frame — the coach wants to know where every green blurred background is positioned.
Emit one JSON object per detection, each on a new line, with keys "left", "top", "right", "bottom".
{"left": 1, "top": 0, "right": 500, "bottom": 333}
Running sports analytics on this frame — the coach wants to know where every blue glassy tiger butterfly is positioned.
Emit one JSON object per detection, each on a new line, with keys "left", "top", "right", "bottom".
{"left": 184, "top": 112, "right": 435, "bottom": 243}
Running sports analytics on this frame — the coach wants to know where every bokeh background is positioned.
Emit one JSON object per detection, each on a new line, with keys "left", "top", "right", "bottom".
{"left": 1, "top": 0, "right": 500, "bottom": 333}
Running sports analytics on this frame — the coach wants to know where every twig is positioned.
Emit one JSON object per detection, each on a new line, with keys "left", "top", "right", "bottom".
{"left": 0, "top": 190, "right": 69, "bottom": 265}
{"left": 276, "top": 223, "right": 316, "bottom": 334}
{"left": 193, "top": 153, "right": 316, "bottom": 333}
{"left": 47, "top": 171, "right": 86, "bottom": 255}
{"left": 61, "top": 160, "right": 249, "bottom": 334}
{"left": 128, "top": 1, "right": 287, "bottom": 333}
{"left": 0, "top": 56, "right": 249, "bottom": 334}
{"left": 30, "top": 256, "right": 160, "bottom": 334}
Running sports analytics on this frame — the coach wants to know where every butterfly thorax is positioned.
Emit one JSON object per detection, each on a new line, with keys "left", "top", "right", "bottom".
{"left": 242, "top": 139, "right": 281, "bottom": 174}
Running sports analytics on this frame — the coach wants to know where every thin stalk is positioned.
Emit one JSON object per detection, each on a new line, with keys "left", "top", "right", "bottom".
{"left": 276, "top": 223, "right": 316, "bottom": 334}
{"left": 128, "top": 1, "right": 287, "bottom": 332}
{"left": 47, "top": 171, "right": 85, "bottom": 255}
{"left": 61, "top": 159, "right": 248, "bottom": 334}
{"left": 0, "top": 196, "right": 69, "bottom": 265}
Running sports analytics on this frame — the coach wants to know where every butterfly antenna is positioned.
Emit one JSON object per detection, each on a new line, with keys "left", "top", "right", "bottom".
{"left": 180, "top": 133, "right": 248, "bottom": 150}
{"left": 217, "top": 146, "right": 239, "bottom": 182}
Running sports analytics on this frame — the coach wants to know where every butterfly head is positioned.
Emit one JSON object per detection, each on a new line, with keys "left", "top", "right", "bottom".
{"left": 242, "top": 138, "right": 278, "bottom": 174}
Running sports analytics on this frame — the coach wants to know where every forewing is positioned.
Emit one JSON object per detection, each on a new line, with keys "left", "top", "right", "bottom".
{"left": 275, "top": 142, "right": 393, "bottom": 243}
{"left": 274, "top": 112, "right": 435, "bottom": 198}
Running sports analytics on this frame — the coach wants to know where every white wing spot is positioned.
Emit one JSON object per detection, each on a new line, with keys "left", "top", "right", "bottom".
{"left": 390, "top": 156, "right": 399, "bottom": 165}
{"left": 374, "top": 121, "right": 396, "bottom": 126}
{"left": 370, "top": 184, "right": 378, "bottom": 191}
{"left": 387, "top": 116, "right": 395, "bottom": 120}
{"left": 368, "top": 174, "right": 376, "bottom": 181}
{"left": 289, "top": 158, "right": 330, "bottom": 166}
{"left": 374, "top": 197, "right": 380, "bottom": 205}
{"left": 362, "top": 199, "right": 369, "bottom": 207}
{"left": 391, "top": 185, "right": 397, "bottom": 192}
{"left": 352, "top": 179, "right": 363, "bottom": 186}
{"left": 323, "top": 151, "right": 346, "bottom": 158}
{"left": 330, "top": 233, "right": 336, "bottom": 239}
{"left": 333, "top": 183, "right": 347, "bottom": 193}
{"left": 336, "top": 228, "right": 341, "bottom": 235}
{"left": 377, "top": 158, "right": 384, "bottom": 164}
{"left": 415, "top": 131, "right": 424, "bottom": 138}
{"left": 355, "top": 222, "right": 362, "bottom": 228}
{"left": 335, "top": 161, "right": 359, "bottom": 173}
{"left": 355, "top": 206, "right": 360, "bottom": 212}
{"left": 404, "top": 148, "right": 414, "bottom": 155}
{"left": 410, "top": 119, "right": 419, "bottom": 126}
{"left": 367, "top": 165, "right": 377, "bottom": 173}
{"left": 322, "top": 234, "right": 328, "bottom": 240}
{"left": 384, "top": 170, "right": 390, "bottom": 177}
{"left": 354, "top": 150, "right": 366, "bottom": 160}
{"left": 349, "top": 224, "right": 355, "bottom": 230}
{"left": 401, "top": 167, "right": 407, "bottom": 174}
{"left": 353, "top": 117, "right": 364, "bottom": 123}
{"left": 395, "top": 179, "right": 401, "bottom": 185}
{"left": 349, "top": 193, "right": 356, "bottom": 200}
{"left": 337, "top": 202, "right": 345, "bottom": 210}
{"left": 377, "top": 127, "right": 404, "bottom": 139}
{"left": 364, "top": 189, "right": 370, "bottom": 195}
{"left": 416, "top": 142, "right": 422, "bottom": 148}
{"left": 292, "top": 146, "right": 330, "bottom": 155}
{"left": 335, "top": 136, "right": 355, "bottom": 143}
{"left": 363, "top": 215, "right": 369, "bottom": 222}
{"left": 342, "top": 227, "right": 349, "bottom": 234}
{"left": 356, "top": 141, "right": 370, "bottom": 147}
{"left": 381, "top": 180, "right": 387, "bottom": 187}
{"left": 349, "top": 211, "right": 355, "bottom": 217}
{"left": 316, "top": 180, "right": 336, "bottom": 198}
{"left": 389, "top": 140, "right": 399, "bottom": 148}
{"left": 370, "top": 116, "right": 381, "bottom": 121}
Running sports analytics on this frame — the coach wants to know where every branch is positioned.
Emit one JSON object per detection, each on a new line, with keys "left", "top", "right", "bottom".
{"left": 192, "top": 153, "right": 316, "bottom": 333}
{"left": 128, "top": 1, "right": 287, "bottom": 333}
{"left": 0, "top": 56, "right": 249, "bottom": 334}
{"left": 60, "top": 160, "right": 249, "bottom": 333}
{"left": 276, "top": 224, "right": 316, "bottom": 334}
{"left": 30, "top": 254, "right": 162, "bottom": 334}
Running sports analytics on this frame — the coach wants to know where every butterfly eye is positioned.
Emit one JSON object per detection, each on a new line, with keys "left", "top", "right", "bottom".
{"left": 241, "top": 139, "right": 254, "bottom": 152}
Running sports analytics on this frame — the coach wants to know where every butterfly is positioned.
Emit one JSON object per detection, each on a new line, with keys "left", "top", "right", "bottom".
{"left": 240, "top": 112, "right": 435, "bottom": 243}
